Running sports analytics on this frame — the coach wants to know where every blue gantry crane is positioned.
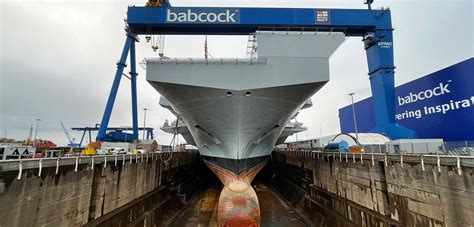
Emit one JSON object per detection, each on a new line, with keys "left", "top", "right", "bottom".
{"left": 96, "top": 0, "right": 416, "bottom": 141}
{"left": 60, "top": 123, "right": 80, "bottom": 148}
{"left": 73, "top": 125, "right": 154, "bottom": 147}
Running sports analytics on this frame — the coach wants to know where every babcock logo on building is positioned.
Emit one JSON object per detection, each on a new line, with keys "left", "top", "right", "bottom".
{"left": 166, "top": 8, "right": 240, "bottom": 23}
{"left": 398, "top": 81, "right": 451, "bottom": 106}
{"left": 338, "top": 58, "right": 474, "bottom": 141}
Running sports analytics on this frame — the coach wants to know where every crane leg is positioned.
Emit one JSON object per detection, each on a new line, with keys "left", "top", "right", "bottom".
{"left": 130, "top": 40, "right": 139, "bottom": 141}
{"left": 364, "top": 28, "right": 416, "bottom": 139}
{"left": 96, "top": 35, "right": 134, "bottom": 141}
{"left": 79, "top": 130, "right": 86, "bottom": 147}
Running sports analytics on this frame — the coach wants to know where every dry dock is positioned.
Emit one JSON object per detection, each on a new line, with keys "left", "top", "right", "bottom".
{"left": 0, "top": 151, "right": 473, "bottom": 226}
{"left": 171, "top": 183, "right": 306, "bottom": 227}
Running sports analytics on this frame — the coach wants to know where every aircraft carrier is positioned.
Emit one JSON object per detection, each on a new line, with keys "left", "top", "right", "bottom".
{"left": 146, "top": 31, "right": 345, "bottom": 224}
{"left": 2, "top": 1, "right": 473, "bottom": 227}
{"left": 147, "top": 31, "right": 344, "bottom": 171}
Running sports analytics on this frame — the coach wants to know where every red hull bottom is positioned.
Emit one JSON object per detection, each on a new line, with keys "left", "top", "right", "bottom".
{"left": 204, "top": 160, "right": 267, "bottom": 227}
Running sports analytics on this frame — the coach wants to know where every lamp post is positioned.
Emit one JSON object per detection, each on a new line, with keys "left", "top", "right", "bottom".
{"left": 348, "top": 93, "right": 359, "bottom": 143}
{"left": 142, "top": 108, "right": 148, "bottom": 140}
{"left": 364, "top": 0, "right": 374, "bottom": 10}
{"left": 33, "top": 118, "right": 41, "bottom": 147}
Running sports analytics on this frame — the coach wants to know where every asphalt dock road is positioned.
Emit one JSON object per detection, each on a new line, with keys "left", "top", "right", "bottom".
{"left": 171, "top": 183, "right": 306, "bottom": 227}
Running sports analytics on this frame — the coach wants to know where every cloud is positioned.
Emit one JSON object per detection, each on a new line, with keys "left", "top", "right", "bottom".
{"left": 1, "top": 0, "right": 472, "bottom": 145}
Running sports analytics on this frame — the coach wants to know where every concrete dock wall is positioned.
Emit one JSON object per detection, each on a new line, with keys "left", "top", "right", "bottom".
{"left": 272, "top": 151, "right": 474, "bottom": 227}
{"left": 0, "top": 152, "right": 198, "bottom": 227}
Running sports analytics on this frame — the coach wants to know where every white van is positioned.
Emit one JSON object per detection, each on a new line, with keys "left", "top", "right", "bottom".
{"left": 112, "top": 148, "right": 128, "bottom": 155}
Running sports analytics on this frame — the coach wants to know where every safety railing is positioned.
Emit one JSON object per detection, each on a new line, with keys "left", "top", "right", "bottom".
{"left": 367, "top": 141, "right": 474, "bottom": 155}
{"left": 444, "top": 141, "right": 474, "bottom": 154}
{"left": 281, "top": 141, "right": 474, "bottom": 156}
{"left": 0, "top": 151, "right": 197, "bottom": 180}
{"left": 274, "top": 150, "right": 474, "bottom": 176}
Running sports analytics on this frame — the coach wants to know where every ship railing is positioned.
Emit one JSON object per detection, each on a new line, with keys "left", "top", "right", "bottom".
{"left": 146, "top": 57, "right": 267, "bottom": 65}
{"left": 255, "top": 27, "right": 348, "bottom": 33}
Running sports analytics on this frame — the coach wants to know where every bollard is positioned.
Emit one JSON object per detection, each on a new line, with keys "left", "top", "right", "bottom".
{"left": 384, "top": 153, "right": 388, "bottom": 167}
{"left": 352, "top": 153, "right": 355, "bottom": 163}
{"left": 115, "top": 155, "right": 118, "bottom": 167}
{"left": 345, "top": 153, "right": 348, "bottom": 163}
{"left": 371, "top": 153, "right": 375, "bottom": 166}
{"left": 104, "top": 155, "right": 107, "bottom": 169}
{"left": 123, "top": 154, "right": 126, "bottom": 165}
{"left": 360, "top": 153, "right": 363, "bottom": 164}
{"left": 91, "top": 156, "right": 95, "bottom": 170}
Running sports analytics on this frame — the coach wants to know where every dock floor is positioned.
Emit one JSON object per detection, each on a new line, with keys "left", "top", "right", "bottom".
{"left": 171, "top": 183, "right": 306, "bottom": 227}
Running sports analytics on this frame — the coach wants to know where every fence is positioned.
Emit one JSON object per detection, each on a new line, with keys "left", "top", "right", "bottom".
{"left": 444, "top": 141, "right": 474, "bottom": 155}
{"left": 359, "top": 141, "right": 474, "bottom": 155}
{"left": 0, "top": 151, "right": 197, "bottom": 181}
{"left": 275, "top": 150, "right": 474, "bottom": 176}
{"left": 286, "top": 140, "right": 474, "bottom": 156}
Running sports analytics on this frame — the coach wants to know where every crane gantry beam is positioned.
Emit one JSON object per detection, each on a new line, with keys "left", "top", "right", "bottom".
{"left": 127, "top": 7, "right": 389, "bottom": 36}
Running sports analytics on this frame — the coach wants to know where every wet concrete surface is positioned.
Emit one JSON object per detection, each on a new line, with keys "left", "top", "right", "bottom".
{"left": 171, "top": 182, "right": 306, "bottom": 227}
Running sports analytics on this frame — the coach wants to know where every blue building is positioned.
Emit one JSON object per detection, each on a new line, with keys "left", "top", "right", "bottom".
{"left": 339, "top": 58, "right": 474, "bottom": 141}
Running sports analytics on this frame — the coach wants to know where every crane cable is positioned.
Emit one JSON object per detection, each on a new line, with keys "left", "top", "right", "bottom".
{"left": 150, "top": 35, "right": 165, "bottom": 57}
{"left": 159, "top": 115, "right": 179, "bottom": 165}
{"left": 159, "top": 35, "right": 165, "bottom": 57}
{"left": 204, "top": 35, "right": 214, "bottom": 59}
{"left": 151, "top": 35, "right": 158, "bottom": 52}
{"left": 204, "top": 35, "right": 208, "bottom": 60}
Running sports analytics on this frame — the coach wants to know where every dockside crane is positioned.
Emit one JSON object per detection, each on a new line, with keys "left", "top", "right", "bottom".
{"left": 60, "top": 123, "right": 80, "bottom": 148}
{"left": 25, "top": 124, "right": 33, "bottom": 145}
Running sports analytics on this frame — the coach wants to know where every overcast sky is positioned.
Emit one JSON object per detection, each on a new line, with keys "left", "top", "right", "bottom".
{"left": 1, "top": 0, "right": 472, "bottom": 146}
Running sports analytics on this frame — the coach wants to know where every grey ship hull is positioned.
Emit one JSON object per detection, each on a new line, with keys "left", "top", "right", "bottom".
{"left": 147, "top": 31, "right": 345, "bottom": 174}
{"left": 159, "top": 96, "right": 310, "bottom": 147}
